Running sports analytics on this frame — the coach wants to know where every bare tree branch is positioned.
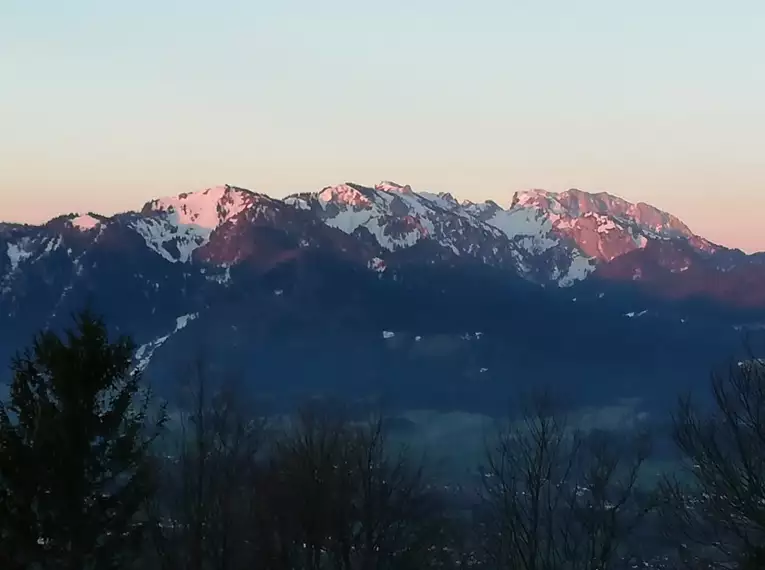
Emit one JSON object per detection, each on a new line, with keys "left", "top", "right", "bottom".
{"left": 479, "top": 390, "right": 653, "bottom": 570}
{"left": 659, "top": 356, "right": 765, "bottom": 569}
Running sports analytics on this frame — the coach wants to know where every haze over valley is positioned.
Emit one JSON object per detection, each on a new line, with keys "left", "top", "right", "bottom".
{"left": 3, "top": 2, "right": 765, "bottom": 567}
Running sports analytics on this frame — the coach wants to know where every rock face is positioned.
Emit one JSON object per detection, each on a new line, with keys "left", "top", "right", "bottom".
{"left": 1, "top": 181, "right": 763, "bottom": 412}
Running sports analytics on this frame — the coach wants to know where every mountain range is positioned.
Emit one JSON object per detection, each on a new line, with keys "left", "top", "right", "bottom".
{"left": 2, "top": 181, "right": 764, "bottom": 414}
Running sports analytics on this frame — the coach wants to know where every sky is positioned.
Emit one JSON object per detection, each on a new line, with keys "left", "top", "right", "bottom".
{"left": 1, "top": 1, "right": 763, "bottom": 252}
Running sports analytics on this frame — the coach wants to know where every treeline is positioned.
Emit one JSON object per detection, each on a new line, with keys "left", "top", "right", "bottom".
{"left": 1, "top": 312, "right": 764, "bottom": 569}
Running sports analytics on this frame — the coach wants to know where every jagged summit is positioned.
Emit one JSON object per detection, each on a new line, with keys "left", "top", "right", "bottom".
{"left": 1, "top": 180, "right": 764, "bottom": 409}
{"left": 508, "top": 186, "right": 718, "bottom": 257}
{"left": 142, "top": 185, "right": 261, "bottom": 226}
{"left": 3, "top": 182, "right": 765, "bottom": 439}
{"left": 128, "top": 185, "right": 266, "bottom": 263}
{"left": 315, "top": 184, "right": 373, "bottom": 207}
{"left": 40, "top": 213, "right": 106, "bottom": 233}
{"left": 513, "top": 188, "right": 691, "bottom": 233}
{"left": 375, "top": 180, "right": 414, "bottom": 194}
{"left": 1, "top": 180, "right": 758, "bottom": 302}
{"left": 276, "top": 180, "right": 734, "bottom": 287}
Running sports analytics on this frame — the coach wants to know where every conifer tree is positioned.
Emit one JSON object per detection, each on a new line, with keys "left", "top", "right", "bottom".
{"left": 0, "top": 310, "right": 166, "bottom": 570}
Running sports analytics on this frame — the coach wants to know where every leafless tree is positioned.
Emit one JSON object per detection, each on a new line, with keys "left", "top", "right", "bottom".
{"left": 252, "top": 401, "right": 454, "bottom": 570}
{"left": 659, "top": 358, "right": 765, "bottom": 569}
{"left": 144, "top": 362, "right": 457, "bottom": 570}
{"left": 148, "top": 358, "right": 267, "bottom": 570}
{"left": 479, "top": 391, "right": 653, "bottom": 570}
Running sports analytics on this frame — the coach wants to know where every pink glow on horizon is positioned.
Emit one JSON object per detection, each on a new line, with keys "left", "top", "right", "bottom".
{"left": 2, "top": 178, "right": 762, "bottom": 254}
{"left": 2, "top": 0, "right": 764, "bottom": 253}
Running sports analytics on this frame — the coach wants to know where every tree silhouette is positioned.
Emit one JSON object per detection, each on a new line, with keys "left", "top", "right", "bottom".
{"left": 0, "top": 310, "right": 166, "bottom": 570}
{"left": 660, "top": 358, "right": 765, "bottom": 569}
{"left": 253, "top": 401, "right": 454, "bottom": 570}
{"left": 148, "top": 358, "right": 266, "bottom": 570}
{"left": 479, "top": 391, "right": 653, "bottom": 570}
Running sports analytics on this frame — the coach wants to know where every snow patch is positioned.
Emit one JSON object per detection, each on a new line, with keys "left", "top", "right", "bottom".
{"left": 558, "top": 254, "right": 595, "bottom": 287}
{"left": 44, "top": 236, "right": 62, "bottom": 254}
{"left": 596, "top": 217, "right": 618, "bottom": 234}
{"left": 134, "top": 313, "right": 199, "bottom": 372}
{"left": 151, "top": 186, "right": 250, "bottom": 229}
{"left": 624, "top": 310, "right": 648, "bottom": 318}
{"left": 174, "top": 313, "right": 198, "bottom": 330}
{"left": 284, "top": 196, "right": 312, "bottom": 210}
{"left": 375, "top": 181, "right": 413, "bottom": 194}
{"left": 368, "top": 257, "right": 386, "bottom": 273}
{"left": 70, "top": 214, "right": 101, "bottom": 231}
{"left": 6, "top": 239, "right": 34, "bottom": 272}
{"left": 419, "top": 192, "right": 470, "bottom": 217}
{"left": 317, "top": 186, "right": 434, "bottom": 252}
{"left": 318, "top": 184, "right": 371, "bottom": 208}
{"left": 461, "top": 332, "right": 484, "bottom": 341}
{"left": 137, "top": 186, "right": 254, "bottom": 262}
{"left": 462, "top": 200, "right": 497, "bottom": 218}
{"left": 205, "top": 265, "right": 231, "bottom": 285}
{"left": 324, "top": 206, "right": 376, "bottom": 235}
{"left": 631, "top": 230, "right": 649, "bottom": 249}
{"left": 485, "top": 207, "right": 558, "bottom": 253}
{"left": 514, "top": 189, "right": 553, "bottom": 209}
{"left": 132, "top": 218, "right": 204, "bottom": 263}
{"left": 554, "top": 217, "right": 577, "bottom": 230}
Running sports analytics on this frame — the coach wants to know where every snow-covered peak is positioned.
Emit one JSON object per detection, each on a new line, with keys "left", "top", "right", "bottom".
{"left": 511, "top": 188, "right": 702, "bottom": 241}
{"left": 297, "top": 182, "right": 434, "bottom": 251}
{"left": 317, "top": 184, "right": 372, "bottom": 207}
{"left": 509, "top": 187, "right": 719, "bottom": 256}
{"left": 462, "top": 200, "right": 502, "bottom": 219}
{"left": 478, "top": 187, "right": 718, "bottom": 282}
{"left": 511, "top": 189, "right": 627, "bottom": 217}
{"left": 69, "top": 214, "right": 102, "bottom": 232}
{"left": 283, "top": 181, "right": 517, "bottom": 266}
{"left": 484, "top": 207, "right": 558, "bottom": 253}
{"left": 135, "top": 185, "right": 260, "bottom": 263}
{"left": 511, "top": 190, "right": 568, "bottom": 214}
{"left": 147, "top": 185, "right": 255, "bottom": 229}
{"left": 375, "top": 180, "right": 414, "bottom": 195}
{"left": 419, "top": 191, "right": 466, "bottom": 214}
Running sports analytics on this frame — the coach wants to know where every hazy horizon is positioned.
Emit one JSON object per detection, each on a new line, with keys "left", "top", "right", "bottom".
{"left": 2, "top": 1, "right": 764, "bottom": 252}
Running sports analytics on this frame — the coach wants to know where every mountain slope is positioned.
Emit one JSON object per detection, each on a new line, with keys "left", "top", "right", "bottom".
{"left": 1, "top": 181, "right": 763, "bottom": 413}
{"left": 2, "top": 181, "right": 755, "bottom": 295}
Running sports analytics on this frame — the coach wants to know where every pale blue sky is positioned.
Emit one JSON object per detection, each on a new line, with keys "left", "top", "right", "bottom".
{"left": 1, "top": 0, "right": 763, "bottom": 250}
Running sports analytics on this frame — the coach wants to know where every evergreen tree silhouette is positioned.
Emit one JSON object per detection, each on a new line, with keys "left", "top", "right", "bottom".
{"left": 0, "top": 310, "right": 165, "bottom": 570}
